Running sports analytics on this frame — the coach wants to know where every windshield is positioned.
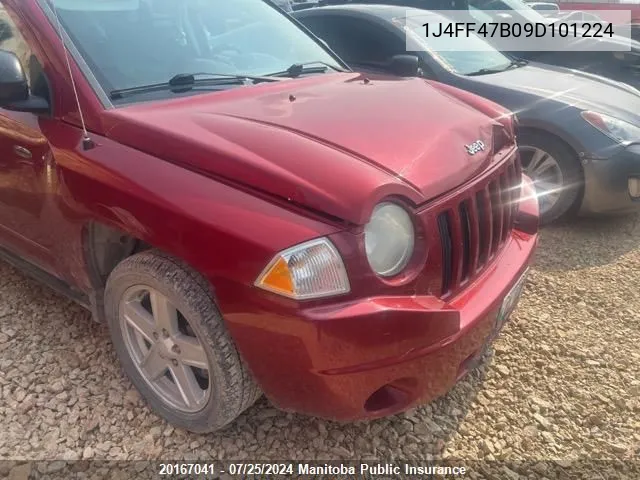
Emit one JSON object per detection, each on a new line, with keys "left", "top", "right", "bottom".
{"left": 407, "top": 16, "right": 513, "bottom": 75}
{"left": 470, "top": 0, "right": 549, "bottom": 23}
{"left": 45, "top": 0, "right": 342, "bottom": 99}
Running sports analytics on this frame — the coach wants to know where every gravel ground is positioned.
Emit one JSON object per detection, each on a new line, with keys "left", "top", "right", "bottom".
{"left": 1, "top": 215, "right": 639, "bottom": 478}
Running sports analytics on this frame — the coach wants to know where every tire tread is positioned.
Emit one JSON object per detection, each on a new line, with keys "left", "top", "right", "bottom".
{"left": 104, "top": 250, "right": 261, "bottom": 432}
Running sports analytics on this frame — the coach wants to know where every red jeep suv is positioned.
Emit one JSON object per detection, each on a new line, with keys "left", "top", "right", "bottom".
{"left": 0, "top": 0, "right": 538, "bottom": 432}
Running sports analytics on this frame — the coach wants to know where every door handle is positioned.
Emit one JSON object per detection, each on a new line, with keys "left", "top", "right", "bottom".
{"left": 13, "top": 145, "right": 32, "bottom": 159}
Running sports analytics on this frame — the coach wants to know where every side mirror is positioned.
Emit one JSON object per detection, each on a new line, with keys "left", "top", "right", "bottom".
{"left": 0, "top": 50, "right": 49, "bottom": 114}
{"left": 389, "top": 54, "right": 420, "bottom": 77}
{"left": 0, "top": 50, "right": 29, "bottom": 105}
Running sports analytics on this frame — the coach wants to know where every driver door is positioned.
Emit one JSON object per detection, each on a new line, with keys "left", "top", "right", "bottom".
{"left": 0, "top": 5, "right": 57, "bottom": 273}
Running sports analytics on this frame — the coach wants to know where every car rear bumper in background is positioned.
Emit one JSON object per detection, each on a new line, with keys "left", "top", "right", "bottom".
{"left": 580, "top": 143, "right": 640, "bottom": 215}
{"left": 226, "top": 177, "right": 539, "bottom": 421}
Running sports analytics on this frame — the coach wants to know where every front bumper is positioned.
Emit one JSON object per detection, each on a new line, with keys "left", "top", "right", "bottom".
{"left": 226, "top": 177, "right": 539, "bottom": 421}
{"left": 579, "top": 143, "right": 640, "bottom": 215}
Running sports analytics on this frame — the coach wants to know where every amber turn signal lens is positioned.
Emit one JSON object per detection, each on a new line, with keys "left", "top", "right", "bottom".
{"left": 256, "top": 257, "right": 295, "bottom": 297}
{"left": 255, "top": 238, "right": 350, "bottom": 300}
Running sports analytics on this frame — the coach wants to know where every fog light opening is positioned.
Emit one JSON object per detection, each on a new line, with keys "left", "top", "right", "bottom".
{"left": 457, "top": 349, "right": 483, "bottom": 381}
{"left": 364, "top": 380, "right": 413, "bottom": 413}
{"left": 629, "top": 177, "right": 640, "bottom": 198}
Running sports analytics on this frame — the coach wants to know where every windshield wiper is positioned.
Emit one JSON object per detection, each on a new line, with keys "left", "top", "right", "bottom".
{"left": 466, "top": 59, "right": 527, "bottom": 76}
{"left": 109, "top": 72, "right": 282, "bottom": 100}
{"left": 268, "top": 61, "right": 347, "bottom": 78}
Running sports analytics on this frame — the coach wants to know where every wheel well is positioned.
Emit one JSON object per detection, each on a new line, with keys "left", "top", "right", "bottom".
{"left": 517, "top": 125, "right": 585, "bottom": 177}
{"left": 84, "top": 222, "right": 150, "bottom": 289}
{"left": 83, "top": 222, "right": 153, "bottom": 323}
{"left": 517, "top": 126, "right": 582, "bottom": 164}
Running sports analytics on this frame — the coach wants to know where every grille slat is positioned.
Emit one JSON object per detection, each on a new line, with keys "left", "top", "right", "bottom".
{"left": 476, "top": 190, "right": 490, "bottom": 267}
{"left": 513, "top": 156, "right": 523, "bottom": 217}
{"left": 458, "top": 201, "right": 472, "bottom": 283}
{"left": 500, "top": 174, "right": 511, "bottom": 242}
{"left": 437, "top": 212, "right": 453, "bottom": 294}
{"left": 438, "top": 155, "right": 521, "bottom": 296}
{"left": 483, "top": 186, "right": 494, "bottom": 259}
{"left": 466, "top": 196, "right": 480, "bottom": 274}
{"left": 449, "top": 207, "right": 465, "bottom": 289}
{"left": 515, "top": 153, "right": 523, "bottom": 179}
{"left": 506, "top": 164, "right": 518, "bottom": 223}
{"left": 489, "top": 181, "right": 503, "bottom": 255}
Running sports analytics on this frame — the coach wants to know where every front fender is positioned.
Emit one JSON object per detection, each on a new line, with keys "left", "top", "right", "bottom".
{"left": 46, "top": 122, "right": 339, "bottom": 311}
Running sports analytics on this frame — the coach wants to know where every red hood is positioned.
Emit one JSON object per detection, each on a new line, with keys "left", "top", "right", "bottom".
{"left": 103, "top": 73, "right": 505, "bottom": 225}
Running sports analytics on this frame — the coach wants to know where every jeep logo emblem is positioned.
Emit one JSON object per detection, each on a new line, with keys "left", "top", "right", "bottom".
{"left": 465, "top": 140, "right": 486, "bottom": 156}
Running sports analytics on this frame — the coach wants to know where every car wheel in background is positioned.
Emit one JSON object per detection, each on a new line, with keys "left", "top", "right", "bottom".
{"left": 518, "top": 130, "right": 583, "bottom": 224}
{"left": 104, "top": 250, "right": 261, "bottom": 432}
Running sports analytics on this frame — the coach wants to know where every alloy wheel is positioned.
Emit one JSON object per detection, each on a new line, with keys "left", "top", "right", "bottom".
{"left": 119, "top": 286, "right": 211, "bottom": 413}
{"left": 519, "top": 145, "right": 565, "bottom": 215}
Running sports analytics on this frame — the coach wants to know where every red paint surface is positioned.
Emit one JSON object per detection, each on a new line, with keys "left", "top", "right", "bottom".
{"left": 0, "top": 0, "right": 539, "bottom": 419}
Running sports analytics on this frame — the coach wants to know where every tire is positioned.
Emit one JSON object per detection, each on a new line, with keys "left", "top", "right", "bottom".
{"left": 518, "top": 130, "right": 583, "bottom": 225}
{"left": 104, "top": 250, "right": 261, "bottom": 432}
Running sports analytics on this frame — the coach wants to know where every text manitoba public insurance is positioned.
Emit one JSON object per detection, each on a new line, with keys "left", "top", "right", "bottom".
{"left": 299, "top": 464, "right": 467, "bottom": 476}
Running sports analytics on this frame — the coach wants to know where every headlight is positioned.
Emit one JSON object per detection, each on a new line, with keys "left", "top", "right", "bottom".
{"left": 581, "top": 111, "right": 640, "bottom": 144}
{"left": 255, "top": 238, "right": 350, "bottom": 299}
{"left": 364, "top": 202, "right": 415, "bottom": 277}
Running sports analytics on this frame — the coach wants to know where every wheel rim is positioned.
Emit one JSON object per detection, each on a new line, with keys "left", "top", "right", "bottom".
{"left": 119, "top": 286, "right": 211, "bottom": 413}
{"left": 519, "top": 146, "right": 565, "bottom": 215}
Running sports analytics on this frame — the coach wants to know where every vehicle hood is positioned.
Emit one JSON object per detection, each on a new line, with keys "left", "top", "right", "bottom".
{"left": 103, "top": 73, "right": 503, "bottom": 225}
{"left": 466, "top": 63, "right": 640, "bottom": 125}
